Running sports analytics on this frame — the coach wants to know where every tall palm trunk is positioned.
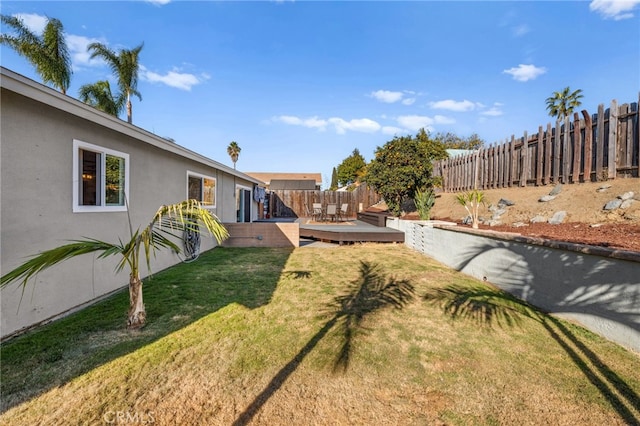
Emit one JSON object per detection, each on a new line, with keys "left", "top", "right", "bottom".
{"left": 127, "top": 274, "right": 146, "bottom": 328}
{"left": 126, "top": 97, "right": 132, "bottom": 124}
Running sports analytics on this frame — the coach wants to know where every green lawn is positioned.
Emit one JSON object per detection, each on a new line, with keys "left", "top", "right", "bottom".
{"left": 1, "top": 244, "right": 639, "bottom": 425}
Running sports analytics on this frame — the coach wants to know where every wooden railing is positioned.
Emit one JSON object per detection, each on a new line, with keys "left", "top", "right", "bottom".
{"left": 434, "top": 96, "right": 639, "bottom": 192}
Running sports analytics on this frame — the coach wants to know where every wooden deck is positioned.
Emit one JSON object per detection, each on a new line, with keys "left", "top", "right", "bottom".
{"left": 298, "top": 219, "right": 405, "bottom": 245}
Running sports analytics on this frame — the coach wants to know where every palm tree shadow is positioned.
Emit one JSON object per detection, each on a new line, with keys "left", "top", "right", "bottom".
{"left": 423, "top": 284, "right": 640, "bottom": 424}
{"left": 327, "top": 261, "right": 415, "bottom": 372}
{"left": 282, "top": 270, "right": 312, "bottom": 279}
{"left": 233, "top": 261, "right": 415, "bottom": 426}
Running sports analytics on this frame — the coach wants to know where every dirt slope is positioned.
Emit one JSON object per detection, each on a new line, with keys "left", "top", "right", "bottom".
{"left": 430, "top": 179, "right": 640, "bottom": 225}
{"left": 424, "top": 178, "right": 640, "bottom": 252}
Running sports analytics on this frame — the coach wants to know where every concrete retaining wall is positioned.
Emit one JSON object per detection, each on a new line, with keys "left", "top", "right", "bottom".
{"left": 387, "top": 218, "right": 640, "bottom": 353}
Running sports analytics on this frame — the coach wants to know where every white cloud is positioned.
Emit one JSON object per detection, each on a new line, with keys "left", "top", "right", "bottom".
{"left": 370, "top": 90, "right": 404, "bottom": 103}
{"left": 503, "top": 64, "right": 547, "bottom": 82}
{"left": 328, "top": 117, "right": 381, "bottom": 134}
{"left": 274, "top": 115, "right": 328, "bottom": 130}
{"left": 430, "top": 99, "right": 478, "bottom": 112}
{"left": 590, "top": 0, "right": 640, "bottom": 20}
{"left": 66, "top": 34, "right": 105, "bottom": 69}
{"left": 12, "top": 13, "right": 47, "bottom": 33}
{"left": 370, "top": 89, "right": 418, "bottom": 105}
{"left": 273, "top": 115, "right": 381, "bottom": 134}
{"left": 397, "top": 115, "right": 434, "bottom": 130}
{"left": 141, "top": 66, "right": 207, "bottom": 91}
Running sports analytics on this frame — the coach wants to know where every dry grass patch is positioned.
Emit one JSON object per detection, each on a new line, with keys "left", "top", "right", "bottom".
{"left": 1, "top": 244, "right": 639, "bottom": 425}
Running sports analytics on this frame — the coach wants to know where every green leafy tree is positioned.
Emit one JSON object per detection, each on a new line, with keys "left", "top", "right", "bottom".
{"left": 87, "top": 42, "right": 143, "bottom": 124}
{"left": 227, "top": 141, "right": 241, "bottom": 169}
{"left": 432, "top": 132, "right": 484, "bottom": 150}
{"left": 545, "top": 87, "right": 583, "bottom": 121}
{"left": 365, "top": 129, "right": 448, "bottom": 216}
{"left": 336, "top": 148, "right": 367, "bottom": 187}
{"left": 1, "top": 200, "right": 229, "bottom": 329}
{"left": 78, "top": 80, "right": 125, "bottom": 117}
{"left": 330, "top": 167, "right": 338, "bottom": 191}
{"left": 0, "top": 14, "right": 71, "bottom": 94}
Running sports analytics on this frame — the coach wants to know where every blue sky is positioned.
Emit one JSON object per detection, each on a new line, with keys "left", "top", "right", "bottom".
{"left": 1, "top": 1, "right": 639, "bottom": 188}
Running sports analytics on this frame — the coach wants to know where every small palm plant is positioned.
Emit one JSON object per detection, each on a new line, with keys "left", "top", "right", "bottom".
{"left": 456, "top": 189, "right": 486, "bottom": 229}
{"left": 414, "top": 188, "right": 436, "bottom": 220}
{"left": 0, "top": 200, "right": 229, "bottom": 329}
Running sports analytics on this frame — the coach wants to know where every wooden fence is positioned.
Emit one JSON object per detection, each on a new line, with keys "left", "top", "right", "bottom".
{"left": 434, "top": 96, "right": 639, "bottom": 192}
{"left": 268, "top": 184, "right": 382, "bottom": 218}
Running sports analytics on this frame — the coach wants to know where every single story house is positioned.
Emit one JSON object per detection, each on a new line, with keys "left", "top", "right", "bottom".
{"left": 246, "top": 172, "right": 322, "bottom": 191}
{"left": 0, "top": 66, "right": 262, "bottom": 339}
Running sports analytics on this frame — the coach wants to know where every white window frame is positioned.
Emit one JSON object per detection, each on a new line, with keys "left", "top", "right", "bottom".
{"left": 73, "top": 140, "right": 130, "bottom": 213}
{"left": 186, "top": 171, "right": 217, "bottom": 208}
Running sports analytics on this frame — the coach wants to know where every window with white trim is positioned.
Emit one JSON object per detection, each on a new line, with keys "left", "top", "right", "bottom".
{"left": 73, "top": 140, "right": 129, "bottom": 212}
{"left": 187, "top": 172, "right": 216, "bottom": 208}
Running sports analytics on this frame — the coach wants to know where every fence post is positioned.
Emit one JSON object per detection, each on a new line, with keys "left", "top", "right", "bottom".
{"left": 608, "top": 99, "right": 618, "bottom": 179}
{"left": 596, "top": 104, "right": 606, "bottom": 180}
{"left": 553, "top": 121, "right": 561, "bottom": 183}
{"left": 572, "top": 112, "right": 582, "bottom": 183}
{"left": 536, "top": 127, "right": 543, "bottom": 185}
{"left": 582, "top": 110, "right": 593, "bottom": 182}
{"left": 520, "top": 131, "right": 528, "bottom": 186}
{"left": 562, "top": 117, "right": 571, "bottom": 183}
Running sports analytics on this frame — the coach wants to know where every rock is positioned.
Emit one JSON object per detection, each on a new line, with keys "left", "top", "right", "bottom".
{"left": 462, "top": 215, "right": 472, "bottom": 225}
{"left": 548, "top": 211, "right": 567, "bottom": 225}
{"left": 491, "top": 208, "right": 507, "bottom": 219}
{"left": 590, "top": 223, "right": 603, "bottom": 228}
{"left": 539, "top": 195, "right": 556, "bottom": 202}
{"left": 618, "top": 191, "right": 634, "bottom": 201}
{"left": 530, "top": 215, "right": 547, "bottom": 223}
{"left": 620, "top": 199, "right": 635, "bottom": 209}
{"left": 603, "top": 199, "right": 622, "bottom": 210}
{"left": 624, "top": 213, "right": 640, "bottom": 221}
{"left": 549, "top": 184, "right": 563, "bottom": 196}
{"left": 488, "top": 204, "right": 498, "bottom": 212}
{"left": 498, "top": 198, "right": 515, "bottom": 207}
{"left": 597, "top": 184, "right": 612, "bottom": 192}
{"left": 487, "top": 220, "right": 502, "bottom": 227}
{"left": 511, "top": 222, "right": 528, "bottom": 228}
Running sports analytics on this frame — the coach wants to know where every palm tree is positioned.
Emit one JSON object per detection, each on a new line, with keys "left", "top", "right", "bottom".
{"left": 0, "top": 200, "right": 229, "bottom": 329}
{"left": 227, "top": 141, "right": 241, "bottom": 169}
{"left": 545, "top": 87, "right": 584, "bottom": 121}
{"left": 78, "top": 80, "right": 125, "bottom": 117}
{"left": 87, "top": 42, "right": 143, "bottom": 124}
{"left": 0, "top": 14, "right": 72, "bottom": 94}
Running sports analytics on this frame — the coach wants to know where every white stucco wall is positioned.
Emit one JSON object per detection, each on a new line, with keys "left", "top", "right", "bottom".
{"left": 1, "top": 68, "right": 260, "bottom": 338}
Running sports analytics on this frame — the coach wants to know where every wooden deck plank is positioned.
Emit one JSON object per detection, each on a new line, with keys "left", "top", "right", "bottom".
{"left": 299, "top": 220, "right": 405, "bottom": 244}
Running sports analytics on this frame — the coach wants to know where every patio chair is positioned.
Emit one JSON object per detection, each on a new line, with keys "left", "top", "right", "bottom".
{"left": 325, "top": 203, "right": 338, "bottom": 222}
{"left": 337, "top": 203, "right": 349, "bottom": 221}
{"left": 312, "top": 203, "right": 323, "bottom": 222}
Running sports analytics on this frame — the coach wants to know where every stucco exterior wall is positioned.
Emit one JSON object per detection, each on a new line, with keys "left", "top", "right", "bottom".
{"left": 387, "top": 219, "right": 640, "bottom": 353}
{"left": 1, "top": 69, "right": 260, "bottom": 339}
